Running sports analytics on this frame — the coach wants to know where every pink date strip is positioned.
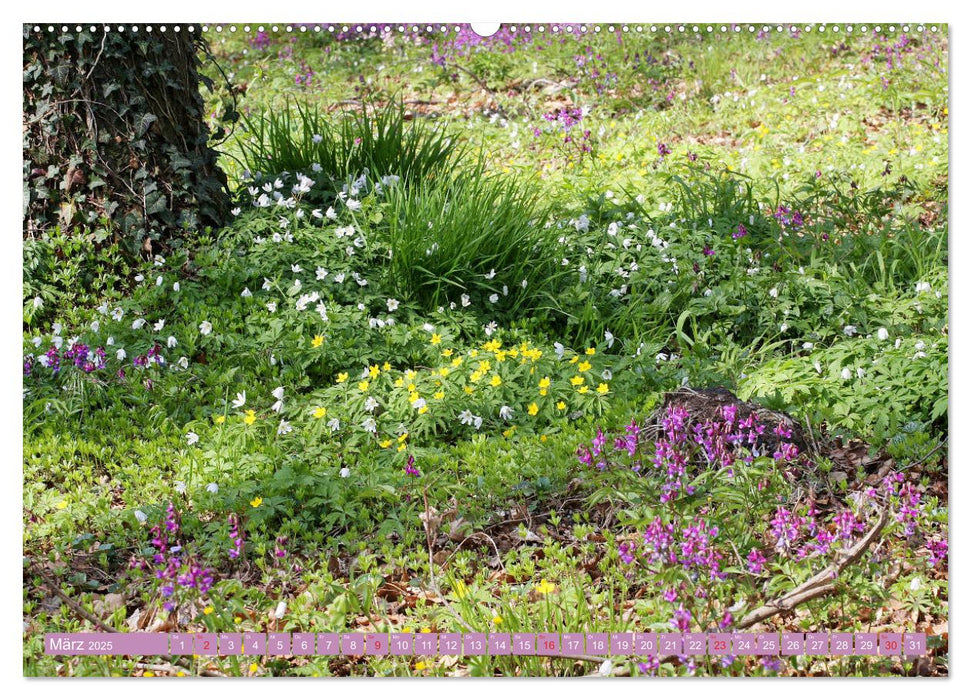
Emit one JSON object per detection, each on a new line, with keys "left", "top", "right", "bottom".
{"left": 45, "top": 632, "right": 929, "bottom": 658}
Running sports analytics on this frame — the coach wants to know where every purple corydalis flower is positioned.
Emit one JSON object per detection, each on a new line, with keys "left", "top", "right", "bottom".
{"left": 761, "top": 657, "right": 782, "bottom": 672}
{"left": 657, "top": 142, "right": 671, "bottom": 157}
{"left": 747, "top": 548, "right": 767, "bottom": 573}
{"left": 927, "top": 537, "right": 948, "bottom": 565}
{"left": 670, "top": 606, "right": 691, "bottom": 633}
{"left": 732, "top": 223, "right": 748, "bottom": 240}
{"left": 770, "top": 507, "right": 804, "bottom": 552}
{"left": 719, "top": 611, "right": 733, "bottom": 630}
{"left": 228, "top": 513, "right": 244, "bottom": 559}
{"left": 405, "top": 455, "right": 420, "bottom": 477}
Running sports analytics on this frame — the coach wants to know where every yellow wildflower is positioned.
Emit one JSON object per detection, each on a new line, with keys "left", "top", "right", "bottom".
{"left": 368, "top": 365, "right": 380, "bottom": 379}
{"left": 570, "top": 375, "right": 585, "bottom": 386}
{"left": 358, "top": 381, "right": 369, "bottom": 392}
{"left": 597, "top": 383, "right": 609, "bottom": 395}
{"left": 585, "top": 347, "right": 596, "bottom": 356}
{"left": 336, "top": 372, "right": 349, "bottom": 384}
{"left": 312, "top": 335, "right": 324, "bottom": 348}
{"left": 433, "top": 391, "right": 445, "bottom": 400}
{"left": 578, "top": 360, "right": 592, "bottom": 372}
{"left": 534, "top": 579, "right": 556, "bottom": 595}
{"left": 214, "top": 415, "right": 226, "bottom": 424}
{"left": 539, "top": 377, "right": 551, "bottom": 389}
{"left": 379, "top": 439, "right": 392, "bottom": 448}
{"left": 415, "top": 661, "right": 426, "bottom": 671}
{"left": 557, "top": 401, "right": 566, "bottom": 410}
{"left": 528, "top": 403, "right": 539, "bottom": 416}
{"left": 313, "top": 407, "right": 327, "bottom": 418}
{"left": 203, "top": 606, "right": 214, "bottom": 615}
{"left": 250, "top": 496, "right": 263, "bottom": 508}
{"left": 244, "top": 409, "right": 257, "bottom": 425}
{"left": 430, "top": 333, "right": 442, "bottom": 345}
{"left": 382, "top": 362, "right": 391, "bottom": 371}
{"left": 442, "top": 348, "right": 453, "bottom": 358}
{"left": 489, "top": 374, "right": 502, "bottom": 387}
{"left": 493, "top": 615, "right": 503, "bottom": 625}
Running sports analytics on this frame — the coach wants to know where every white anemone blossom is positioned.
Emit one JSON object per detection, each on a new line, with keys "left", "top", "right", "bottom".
{"left": 271, "top": 386, "right": 285, "bottom": 413}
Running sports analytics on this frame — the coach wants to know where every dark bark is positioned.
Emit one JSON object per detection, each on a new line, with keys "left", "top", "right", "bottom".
{"left": 23, "top": 24, "right": 231, "bottom": 254}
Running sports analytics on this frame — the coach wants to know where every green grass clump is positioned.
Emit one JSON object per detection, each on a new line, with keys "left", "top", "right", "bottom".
{"left": 238, "top": 100, "right": 459, "bottom": 195}
{"left": 381, "top": 166, "right": 567, "bottom": 316}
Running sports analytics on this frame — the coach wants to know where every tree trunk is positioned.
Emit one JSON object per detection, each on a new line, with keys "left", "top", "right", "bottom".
{"left": 23, "top": 24, "right": 231, "bottom": 254}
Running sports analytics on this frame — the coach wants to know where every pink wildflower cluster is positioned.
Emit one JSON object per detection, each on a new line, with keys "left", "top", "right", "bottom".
{"left": 639, "top": 516, "right": 725, "bottom": 581}
{"left": 129, "top": 503, "right": 214, "bottom": 612}
{"left": 577, "top": 404, "right": 802, "bottom": 503}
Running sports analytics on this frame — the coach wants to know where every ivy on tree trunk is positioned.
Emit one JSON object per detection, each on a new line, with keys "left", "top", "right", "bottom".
{"left": 23, "top": 25, "right": 232, "bottom": 254}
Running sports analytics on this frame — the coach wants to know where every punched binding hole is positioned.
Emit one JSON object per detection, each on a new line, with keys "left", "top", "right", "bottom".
{"left": 470, "top": 23, "right": 501, "bottom": 38}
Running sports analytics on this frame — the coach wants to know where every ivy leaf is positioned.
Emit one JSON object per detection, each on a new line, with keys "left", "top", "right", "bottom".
{"left": 134, "top": 112, "right": 157, "bottom": 138}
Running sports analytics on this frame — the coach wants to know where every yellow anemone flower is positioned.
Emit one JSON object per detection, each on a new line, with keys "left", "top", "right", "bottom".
{"left": 534, "top": 579, "right": 556, "bottom": 595}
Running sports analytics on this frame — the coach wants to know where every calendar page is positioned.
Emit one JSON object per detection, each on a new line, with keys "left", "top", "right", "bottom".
{"left": 21, "top": 16, "right": 949, "bottom": 680}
